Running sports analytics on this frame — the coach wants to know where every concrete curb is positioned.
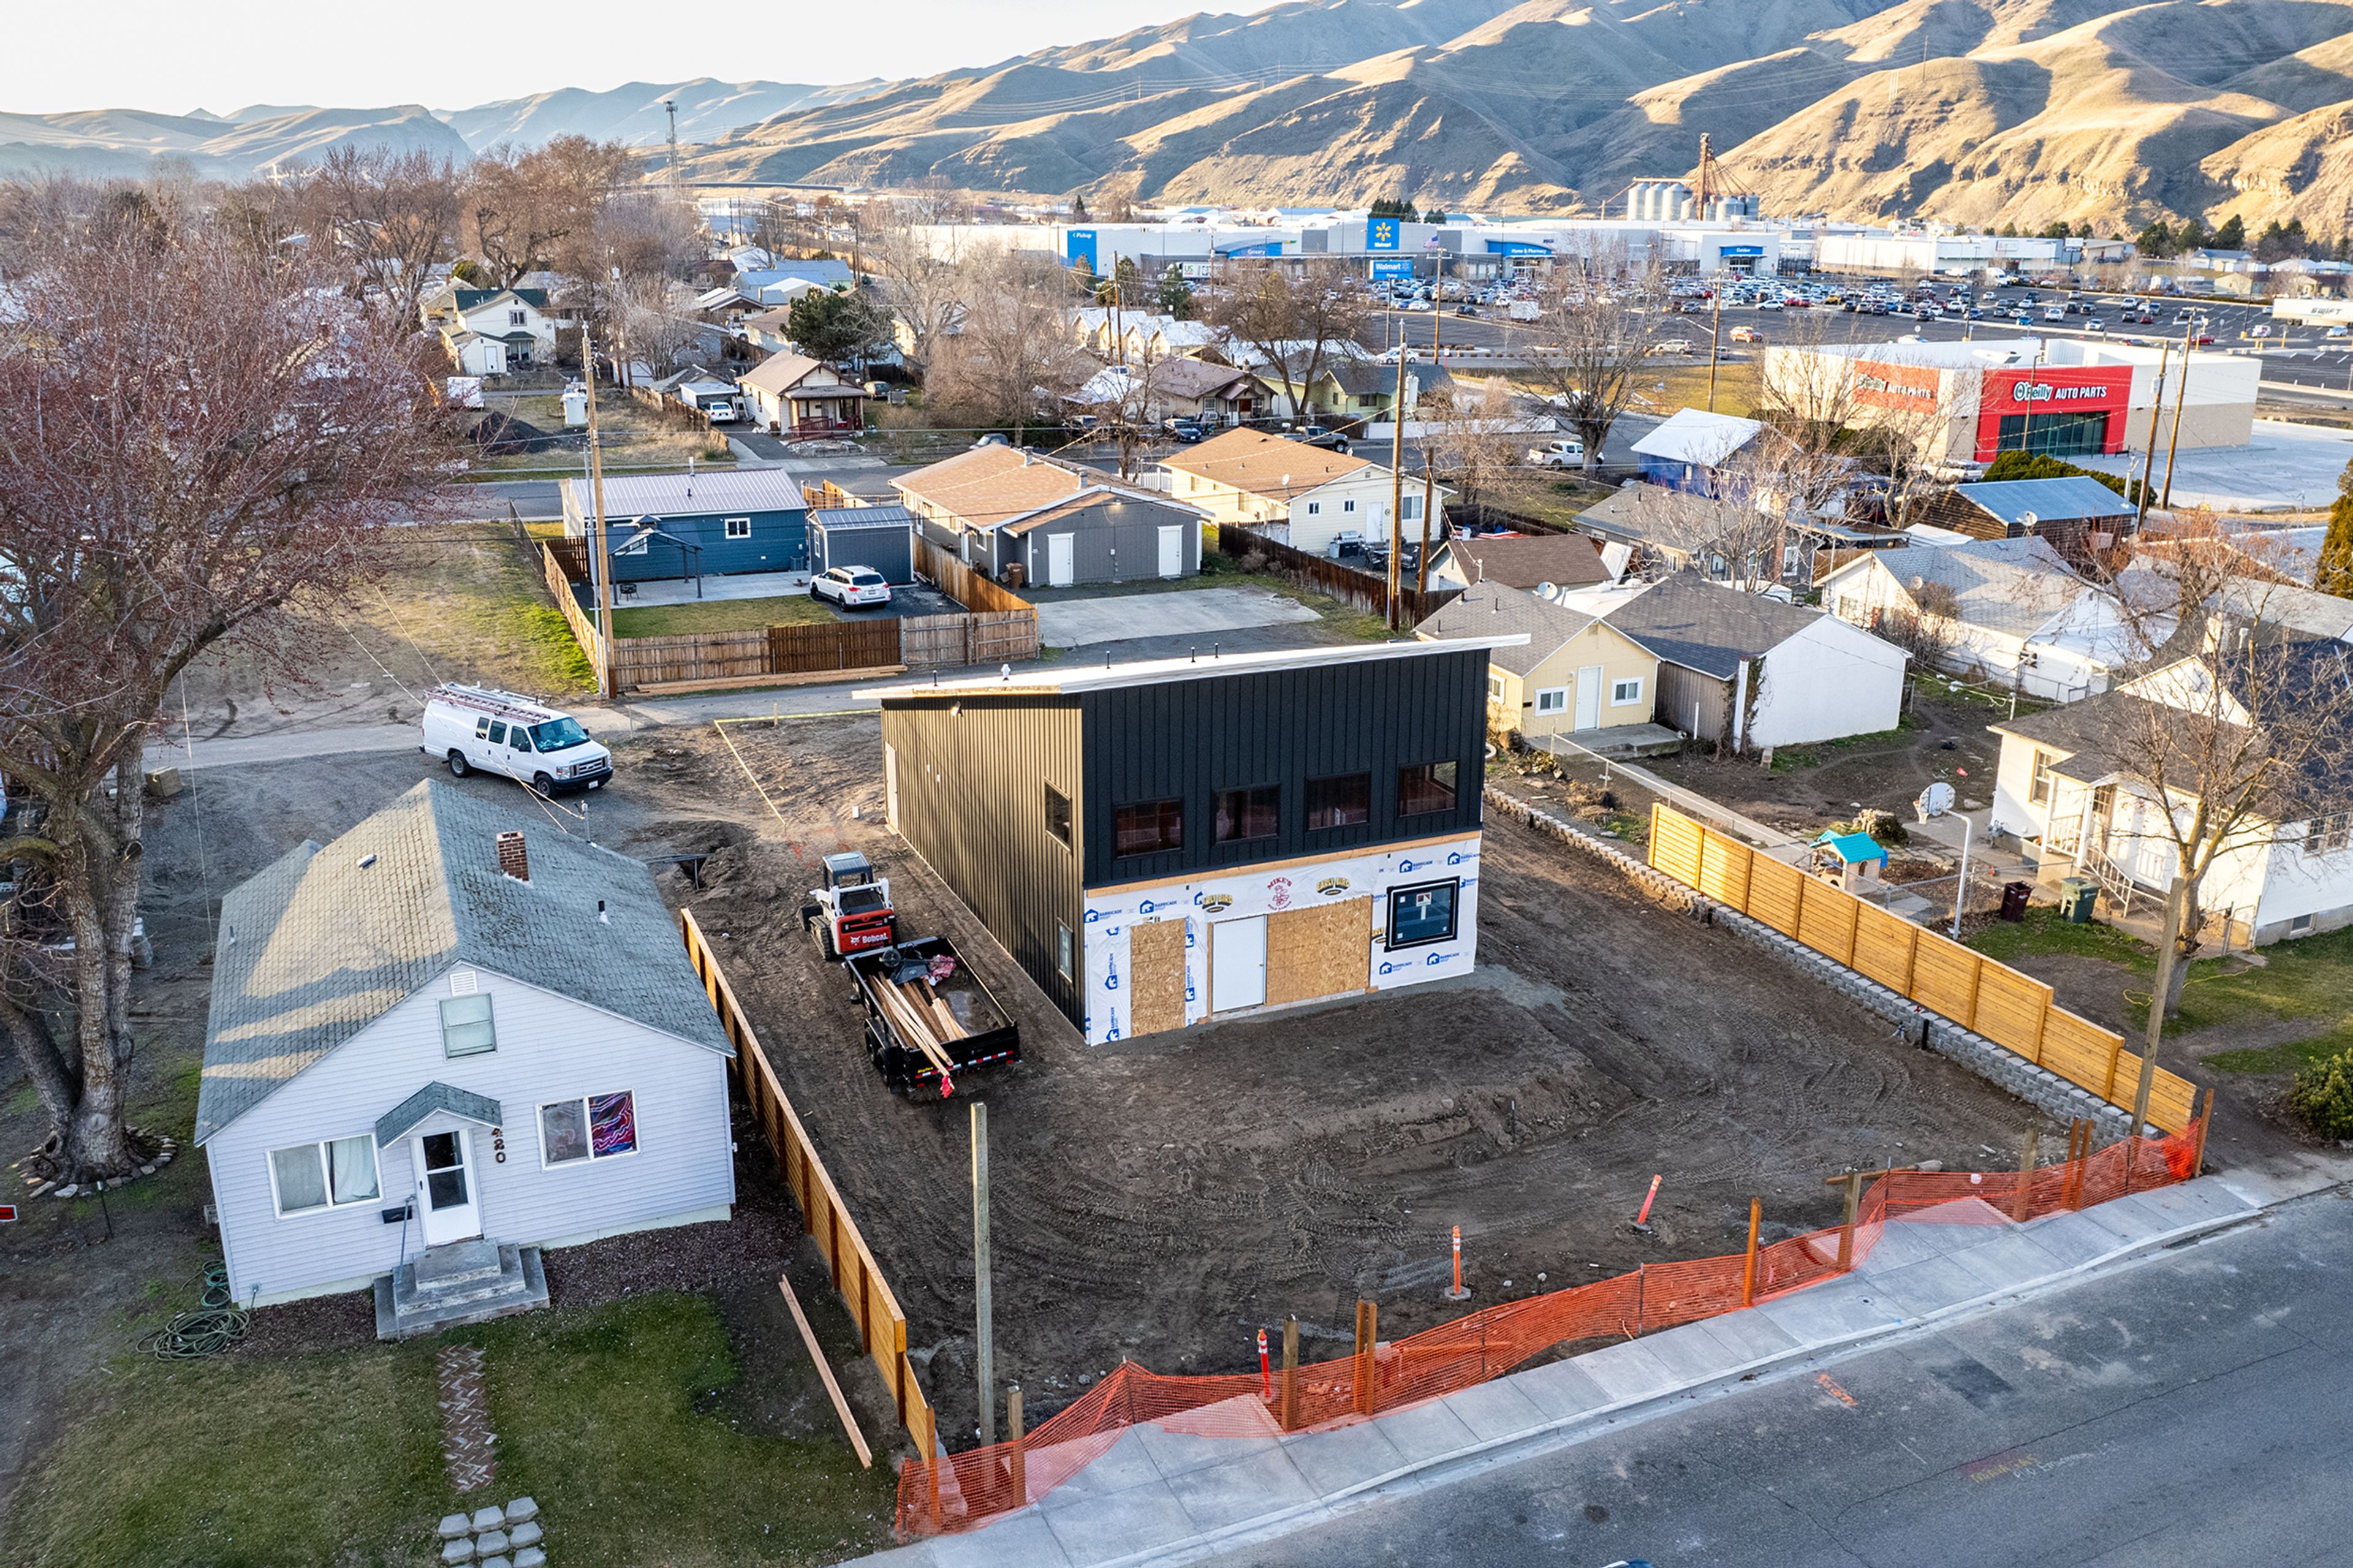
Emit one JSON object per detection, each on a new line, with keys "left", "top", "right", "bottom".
{"left": 1486, "top": 790, "right": 2139, "bottom": 1137}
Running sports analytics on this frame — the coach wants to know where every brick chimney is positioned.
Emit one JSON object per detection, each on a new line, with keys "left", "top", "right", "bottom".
{"left": 496, "top": 830, "right": 529, "bottom": 882}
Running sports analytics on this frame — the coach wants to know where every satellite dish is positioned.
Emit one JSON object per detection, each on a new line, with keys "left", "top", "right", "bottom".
{"left": 1536, "top": 581, "right": 1558, "bottom": 600}
{"left": 1916, "top": 781, "right": 1956, "bottom": 819}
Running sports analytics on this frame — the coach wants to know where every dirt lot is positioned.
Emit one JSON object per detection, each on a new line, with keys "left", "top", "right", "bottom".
{"left": 671, "top": 718, "right": 2071, "bottom": 1444}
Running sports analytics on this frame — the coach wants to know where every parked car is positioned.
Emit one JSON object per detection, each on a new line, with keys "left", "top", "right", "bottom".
{"left": 1296, "top": 425, "right": 1351, "bottom": 453}
{"left": 2085, "top": 318, "right": 2107, "bottom": 333}
{"left": 1729, "top": 324, "right": 1765, "bottom": 343}
{"left": 1652, "top": 338, "right": 1695, "bottom": 355}
{"left": 2327, "top": 326, "right": 2351, "bottom": 339}
{"left": 972, "top": 432, "right": 1010, "bottom": 448}
{"left": 1165, "top": 417, "right": 1210, "bottom": 442}
{"left": 422, "top": 684, "right": 612, "bottom": 795}
{"left": 811, "top": 566, "right": 892, "bottom": 609}
{"left": 1526, "top": 438, "right": 1586, "bottom": 468}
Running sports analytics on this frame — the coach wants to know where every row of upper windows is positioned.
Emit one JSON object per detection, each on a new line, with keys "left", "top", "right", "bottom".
{"left": 1098, "top": 763, "right": 1460, "bottom": 858}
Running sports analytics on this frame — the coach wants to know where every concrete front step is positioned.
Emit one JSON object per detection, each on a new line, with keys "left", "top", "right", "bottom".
{"left": 374, "top": 1244, "right": 549, "bottom": 1340}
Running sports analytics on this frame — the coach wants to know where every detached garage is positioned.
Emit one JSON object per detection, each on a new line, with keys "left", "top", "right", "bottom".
{"left": 809, "top": 505, "right": 917, "bottom": 584}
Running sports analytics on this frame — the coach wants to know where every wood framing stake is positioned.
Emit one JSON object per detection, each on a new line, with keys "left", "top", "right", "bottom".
{"left": 1280, "top": 1315, "right": 1300, "bottom": 1432}
{"left": 2012, "top": 1126, "right": 2039, "bottom": 1225}
{"left": 778, "top": 1274, "right": 872, "bottom": 1468}
{"left": 1007, "top": 1384, "right": 1026, "bottom": 1507}
{"left": 1740, "top": 1197, "right": 1764, "bottom": 1308}
{"left": 1352, "top": 1299, "right": 1378, "bottom": 1416}
{"left": 1836, "top": 1173, "right": 1863, "bottom": 1271}
{"left": 2191, "top": 1087, "right": 2215, "bottom": 1177}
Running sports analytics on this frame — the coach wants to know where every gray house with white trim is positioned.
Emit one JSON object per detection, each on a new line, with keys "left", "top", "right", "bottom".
{"left": 197, "top": 782, "right": 735, "bottom": 1330}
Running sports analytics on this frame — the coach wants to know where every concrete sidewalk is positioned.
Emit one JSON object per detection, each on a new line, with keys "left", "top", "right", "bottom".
{"left": 855, "top": 1159, "right": 2343, "bottom": 1568}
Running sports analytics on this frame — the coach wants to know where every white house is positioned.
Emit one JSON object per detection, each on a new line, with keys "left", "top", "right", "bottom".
{"left": 425, "top": 285, "right": 559, "bottom": 372}
{"left": 1987, "top": 637, "right": 2353, "bottom": 944}
{"left": 195, "top": 782, "right": 736, "bottom": 1333}
{"left": 1819, "top": 536, "right": 2153, "bottom": 701}
{"left": 1600, "top": 571, "right": 1911, "bottom": 749}
{"left": 1158, "top": 427, "right": 1446, "bottom": 556}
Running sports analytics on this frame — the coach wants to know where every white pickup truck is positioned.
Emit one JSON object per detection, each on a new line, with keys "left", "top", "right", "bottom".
{"left": 1526, "top": 439, "right": 1586, "bottom": 468}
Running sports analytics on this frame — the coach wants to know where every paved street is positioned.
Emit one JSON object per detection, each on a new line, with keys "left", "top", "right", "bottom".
{"left": 1201, "top": 1189, "right": 2353, "bottom": 1568}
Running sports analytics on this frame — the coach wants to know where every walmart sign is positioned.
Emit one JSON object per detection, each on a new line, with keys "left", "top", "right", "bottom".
{"left": 1368, "top": 217, "right": 1402, "bottom": 252}
{"left": 1371, "top": 258, "right": 1414, "bottom": 281}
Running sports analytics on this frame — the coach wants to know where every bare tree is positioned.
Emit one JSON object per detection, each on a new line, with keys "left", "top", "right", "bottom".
{"left": 1203, "top": 259, "right": 1374, "bottom": 421}
{"left": 0, "top": 201, "right": 451, "bottom": 1183}
{"left": 926, "top": 250, "right": 1090, "bottom": 444}
{"left": 306, "top": 146, "right": 463, "bottom": 330}
{"left": 463, "top": 136, "right": 631, "bottom": 286}
{"left": 870, "top": 216, "right": 967, "bottom": 369}
{"left": 1616, "top": 474, "right": 1793, "bottom": 594}
{"left": 1420, "top": 379, "right": 1523, "bottom": 521}
{"left": 1518, "top": 248, "right": 1668, "bottom": 474}
{"left": 1758, "top": 332, "right": 1953, "bottom": 529}
{"left": 2076, "top": 515, "right": 2353, "bottom": 1129}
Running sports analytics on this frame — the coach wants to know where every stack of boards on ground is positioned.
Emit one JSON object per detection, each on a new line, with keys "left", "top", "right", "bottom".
{"left": 844, "top": 937, "right": 1021, "bottom": 1096}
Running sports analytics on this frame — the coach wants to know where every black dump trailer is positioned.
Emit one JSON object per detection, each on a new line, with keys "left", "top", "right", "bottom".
{"left": 844, "top": 936, "right": 1020, "bottom": 1097}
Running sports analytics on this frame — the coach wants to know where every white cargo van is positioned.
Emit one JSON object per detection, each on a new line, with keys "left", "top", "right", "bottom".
{"left": 420, "top": 684, "right": 612, "bottom": 794}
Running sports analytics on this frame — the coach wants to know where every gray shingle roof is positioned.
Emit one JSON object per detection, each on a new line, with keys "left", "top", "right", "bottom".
{"left": 1849, "top": 536, "right": 2088, "bottom": 637}
{"left": 376, "top": 1082, "right": 504, "bottom": 1148}
{"left": 1952, "top": 477, "right": 2133, "bottom": 529}
{"left": 1599, "top": 572, "right": 1827, "bottom": 678}
{"left": 197, "top": 782, "right": 730, "bottom": 1145}
{"left": 1415, "top": 582, "right": 1602, "bottom": 675}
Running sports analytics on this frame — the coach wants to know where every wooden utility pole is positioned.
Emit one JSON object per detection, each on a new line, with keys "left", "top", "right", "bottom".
{"left": 1417, "top": 302, "right": 1439, "bottom": 596}
{"left": 1707, "top": 286, "right": 1725, "bottom": 412}
{"left": 2134, "top": 340, "right": 2169, "bottom": 534}
{"left": 972, "top": 1100, "right": 995, "bottom": 1447}
{"left": 583, "top": 327, "right": 616, "bottom": 699}
{"left": 2160, "top": 315, "right": 2197, "bottom": 510}
{"left": 1388, "top": 331, "right": 1408, "bottom": 630}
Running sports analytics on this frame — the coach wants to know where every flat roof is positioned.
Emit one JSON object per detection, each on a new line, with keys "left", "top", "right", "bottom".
{"left": 855, "top": 635, "right": 1528, "bottom": 700}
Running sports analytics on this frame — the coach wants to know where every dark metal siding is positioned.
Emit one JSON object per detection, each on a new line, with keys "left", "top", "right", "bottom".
{"left": 813, "top": 520, "right": 915, "bottom": 583}
{"left": 1077, "top": 649, "right": 1488, "bottom": 887}
{"left": 880, "top": 699, "right": 1086, "bottom": 1025}
{"left": 1015, "top": 498, "right": 1203, "bottom": 586}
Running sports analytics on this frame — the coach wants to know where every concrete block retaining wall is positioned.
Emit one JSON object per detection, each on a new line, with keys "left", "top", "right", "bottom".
{"left": 1487, "top": 790, "right": 2137, "bottom": 1137}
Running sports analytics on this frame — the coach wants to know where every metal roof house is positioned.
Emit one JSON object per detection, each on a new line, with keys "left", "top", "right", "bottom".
{"left": 1629, "top": 409, "right": 1765, "bottom": 494}
{"left": 197, "top": 783, "right": 735, "bottom": 1330}
{"left": 1918, "top": 476, "right": 2135, "bottom": 565}
{"left": 857, "top": 637, "right": 1521, "bottom": 1043}
{"left": 561, "top": 467, "right": 812, "bottom": 582}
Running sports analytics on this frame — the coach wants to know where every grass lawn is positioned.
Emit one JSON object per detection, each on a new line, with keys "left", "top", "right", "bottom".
{"left": 1966, "top": 906, "right": 2157, "bottom": 969}
{"left": 5, "top": 1292, "right": 896, "bottom": 1568}
{"left": 2180, "top": 925, "right": 2353, "bottom": 1074}
{"left": 1768, "top": 718, "right": 1915, "bottom": 771}
{"left": 320, "top": 523, "right": 596, "bottom": 699}
{"left": 609, "top": 593, "right": 838, "bottom": 639}
{"left": 464, "top": 396, "right": 735, "bottom": 474}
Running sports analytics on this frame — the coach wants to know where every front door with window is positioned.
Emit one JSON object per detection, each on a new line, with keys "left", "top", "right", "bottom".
{"left": 414, "top": 1129, "right": 482, "bottom": 1245}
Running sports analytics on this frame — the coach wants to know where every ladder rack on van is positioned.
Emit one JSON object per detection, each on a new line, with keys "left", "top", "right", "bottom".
{"left": 428, "top": 684, "right": 556, "bottom": 724}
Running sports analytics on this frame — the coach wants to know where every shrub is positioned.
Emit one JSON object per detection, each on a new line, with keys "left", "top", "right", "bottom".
{"left": 2290, "top": 1046, "right": 2353, "bottom": 1140}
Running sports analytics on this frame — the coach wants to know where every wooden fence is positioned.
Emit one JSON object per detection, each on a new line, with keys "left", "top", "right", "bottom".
{"left": 1213, "top": 523, "right": 1460, "bottom": 625}
{"left": 913, "top": 536, "right": 1038, "bottom": 617}
{"left": 680, "top": 908, "right": 937, "bottom": 1458}
{"left": 541, "top": 542, "right": 608, "bottom": 692}
{"left": 1646, "top": 803, "right": 2199, "bottom": 1134}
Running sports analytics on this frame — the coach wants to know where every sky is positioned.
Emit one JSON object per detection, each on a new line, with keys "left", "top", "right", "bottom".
{"left": 0, "top": 0, "right": 1278, "bottom": 115}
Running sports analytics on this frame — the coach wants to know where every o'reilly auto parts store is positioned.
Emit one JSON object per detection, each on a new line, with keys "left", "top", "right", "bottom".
{"left": 1768, "top": 338, "right": 2259, "bottom": 468}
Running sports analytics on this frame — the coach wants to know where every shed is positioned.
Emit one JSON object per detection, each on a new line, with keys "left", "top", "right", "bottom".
{"left": 1923, "top": 476, "right": 2135, "bottom": 564}
{"left": 809, "top": 504, "right": 917, "bottom": 583}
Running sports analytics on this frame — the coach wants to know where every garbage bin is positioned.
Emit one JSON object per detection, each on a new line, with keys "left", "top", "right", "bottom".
{"left": 2000, "top": 880, "right": 2033, "bottom": 923}
{"left": 2058, "top": 877, "right": 2098, "bottom": 923}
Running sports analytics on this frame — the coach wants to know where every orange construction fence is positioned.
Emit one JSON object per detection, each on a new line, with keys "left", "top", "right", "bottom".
{"left": 895, "top": 1119, "right": 2206, "bottom": 1536}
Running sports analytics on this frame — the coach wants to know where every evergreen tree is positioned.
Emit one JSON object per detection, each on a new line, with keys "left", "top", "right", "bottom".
{"left": 2212, "top": 213, "right": 2246, "bottom": 249}
{"left": 2318, "top": 455, "right": 2353, "bottom": 597}
{"left": 2040, "top": 219, "right": 2073, "bottom": 240}
{"left": 2175, "top": 216, "right": 2207, "bottom": 251}
{"left": 1156, "top": 267, "right": 1195, "bottom": 319}
{"left": 1071, "top": 193, "right": 1091, "bottom": 221}
{"left": 2135, "top": 220, "right": 2174, "bottom": 257}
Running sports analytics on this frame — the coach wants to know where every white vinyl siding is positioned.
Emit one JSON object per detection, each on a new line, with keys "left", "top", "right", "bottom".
{"left": 267, "top": 1134, "right": 381, "bottom": 1217}
{"left": 203, "top": 969, "right": 732, "bottom": 1306}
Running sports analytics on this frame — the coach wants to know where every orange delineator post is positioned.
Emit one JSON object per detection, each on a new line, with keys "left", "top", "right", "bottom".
{"left": 1740, "top": 1198, "right": 1763, "bottom": 1307}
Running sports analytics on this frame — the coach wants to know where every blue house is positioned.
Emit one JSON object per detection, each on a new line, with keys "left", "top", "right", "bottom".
{"left": 1629, "top": 408, "right": 1766, "bottom": 495}
{"left": 561, "top": 468, "right": 811, "bottom": 583}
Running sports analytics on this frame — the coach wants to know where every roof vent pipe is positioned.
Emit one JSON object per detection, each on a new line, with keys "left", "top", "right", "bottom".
{"left": 597, "top": 899, "right": 609, "bottom": 924}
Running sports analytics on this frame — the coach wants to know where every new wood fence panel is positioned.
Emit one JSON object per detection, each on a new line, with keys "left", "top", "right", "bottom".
{"left": 1908, "top": 933, "right": 1982, "bottom": 1028}
{"left": 677, "top": 909, "right": 934, "bottom": 1445}
{"left": 1974, "top": 964, "right": 2053, "bottom": 1062}
{"left": 2107, "top": 1048, "right": 2198, "bottom": 1134}
{"left": 914, "top": 536, "right": 1035, "bottom": 616}
{"left": 1746, "top": 854, "right": 1806, "bottom": 936}
{"left": 1696, "top": 831, "right": 1752, "bottom": 908}
{"left": 1851, "top": 903, "right": 1919, "bottom": 994}
{"left": 1798, "top": 877, "right": 1860, "bottom": 964}
{"left": 2040, "top": 1007, "right": 2126, "bottom": 1093}
{"left": 1648, "top": 804, "right": 1705, "bottom": 886}
{"left": 1213, "top": 523, "right": 1459, "bottom": 623}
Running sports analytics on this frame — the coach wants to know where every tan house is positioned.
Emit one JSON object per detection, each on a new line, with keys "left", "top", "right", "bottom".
{"left": 1415, "top": 582, "right": 1659, "bottom": 741}
{"left": 737, "top": 352, "right": 870, "bottom": 436}
{"left": 1159, "top": 428, "right": 1446, "bottom": 556}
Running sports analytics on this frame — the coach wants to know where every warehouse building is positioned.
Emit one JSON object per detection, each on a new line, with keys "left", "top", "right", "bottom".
{"left": 1760, "top": 338, "right": 2259, "bottom": 469}
{"left": 858, "top": 638, "right": 1519, "bottom": 1043}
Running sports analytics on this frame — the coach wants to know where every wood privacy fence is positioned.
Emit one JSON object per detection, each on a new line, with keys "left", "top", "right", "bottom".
{"left": 1213, "top": 523, "right": 1460, "bottom": 624}
{"left": 913, "top": 536, "right": 1037, "bottom": 616}
{"left": 1645, "top": 804, "right": 2199, "bottom": 1133}
{"left": 541, "top": 541, "right": 609, "bottom": 692}
{"left": 680, "top": 908, "right": 937, "bottom": 1458}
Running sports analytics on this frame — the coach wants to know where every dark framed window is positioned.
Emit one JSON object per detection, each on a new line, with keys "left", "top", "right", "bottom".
{"left": 1387, "top": 879, "right": 1460, "bottom": 949}
{"left": 1045, "top": 785, "right": 1072, "bottom": 847}
{"left": 1114, "top": 798, "right": 1183, "bottom": 857}
{"left": 1306, "top": 773, "right": 1371, "bottom": 831}
{"left": 1398, "top": 761, "right": 1458, "bottom": 817}
{"left": 1056, "top": 921, "right": 1075, "bottom": 980}
{"left": 1214, "top": 785, "right": 1279, "bottom": 844}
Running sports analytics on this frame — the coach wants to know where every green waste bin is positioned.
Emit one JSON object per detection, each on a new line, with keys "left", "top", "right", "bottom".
{"left": 2058, "top": 877, "right": 2098, "bottom": 923}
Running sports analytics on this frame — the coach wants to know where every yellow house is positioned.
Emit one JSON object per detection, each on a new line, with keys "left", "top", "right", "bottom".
{"left": 1415, "top": 582, "right": 1659, "bottom": 740}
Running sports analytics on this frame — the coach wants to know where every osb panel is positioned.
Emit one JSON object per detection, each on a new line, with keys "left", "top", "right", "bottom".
{"left": 1650, "top": 806, "right": 1705, "bottom": 886}
{"left": 1267, "top": 898, "right": 1372, "bottom": 1007}
{"left": 1797, "top": 878, "right": 1860, "bottom": 964}
{"left": 1129, "top": 918, "right": 1189, "bottom": 1037}
{"left": 1747, "top": 855, "right": 1806, "bottom": 936}
{"left": 1696, "top": 833, "right": 1752, "bottom": 907}
{"left": 1852, "top": 904, "right": 1919, "bottom": 994}
{"left": 1973, "top": 964, "right": 2053, "bottom": 1061}
{"left": 1909, "top": 934, "right": 1982, "bottom": 1028}
{"left": 2041, "top": 1009, "right": 2125, "bottom": 1096}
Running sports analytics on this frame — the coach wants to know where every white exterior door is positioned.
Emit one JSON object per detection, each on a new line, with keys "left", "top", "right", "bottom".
{"left": 414, "top": 1129, "right": 482, "bottom": 1246}
{"left": 1574, "top": 665, "right": 1604, "bottom": 731}
{"left": 1157, "top": 525, "right": 1183, "bottom": 578}
{"left": 1047, "top": 533, "right": 1077, "bottom": 588}
{"left": 1210, "top": 916, "right": 1268, "bottom": 1013}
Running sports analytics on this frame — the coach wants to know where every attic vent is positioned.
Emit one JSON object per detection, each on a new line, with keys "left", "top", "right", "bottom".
{"left": 450, "top": 970, "right": 479, "bottom": 996}
{"left": 496, "top": 830, "right": 529, "bottom": 882}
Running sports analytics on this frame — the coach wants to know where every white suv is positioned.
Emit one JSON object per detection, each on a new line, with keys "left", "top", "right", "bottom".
{"left": 813, "top": 566, "right": 892, "bottom": 608}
